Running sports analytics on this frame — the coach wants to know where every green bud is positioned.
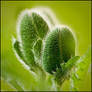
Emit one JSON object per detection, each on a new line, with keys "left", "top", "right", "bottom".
{"left": 42, "top": 26, "right": 75, "bottom": 74}
{"left": 17, "top": 10, "right": 49, "bottom": 66}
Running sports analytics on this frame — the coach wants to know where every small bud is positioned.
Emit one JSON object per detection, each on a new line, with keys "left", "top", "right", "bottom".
{"left": 17, "top": 9, "right": 49, "bottom": 66}
{"left": 42, "top": 26, "right": 75, "bottom": 74}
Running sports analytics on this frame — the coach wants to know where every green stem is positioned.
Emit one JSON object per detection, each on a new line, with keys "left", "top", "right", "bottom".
{"left": 30, "top": 63, "right": 46, "bottom": 80}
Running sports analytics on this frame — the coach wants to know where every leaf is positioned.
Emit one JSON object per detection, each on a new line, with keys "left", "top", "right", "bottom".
{"left": 12, "top": 38, "right": 25, "bottom": 62}
{"left": 33, "top": 39, "right": 42, "bottom": 64}
{"left": 70, "top": 47, "right": 91, "bottom": 91}
{"left": 32, "top": 12, "right": 49, "bottom": 39}
{"left": 31, "top": 7, "right": 59, "bottom": 29}
{"left": 17, "top": 10, "right": 49, "bottom": 66}
{"left": 55, "top": 56, "right": 80, "bottom": 85}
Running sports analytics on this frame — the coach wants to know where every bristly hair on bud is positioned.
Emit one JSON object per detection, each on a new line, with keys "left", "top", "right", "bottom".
{"left": 30, "top": 6, "right": 59, "bottom": 30}
{"left": 15, "top": 8, "right": 50, "bottom": 67}
{"left": 13, "top": 7, "right": 79, "bottom": 87}
{"left": 42, "top": 26, "right": 75, "bottom": 74}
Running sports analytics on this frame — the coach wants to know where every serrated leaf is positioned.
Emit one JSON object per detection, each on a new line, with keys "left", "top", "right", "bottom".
{"left": 70, "top": 47, "right": 91, "bottom": 91}
{"left": 55, "top": 56, "right": 80, "bottom": 85}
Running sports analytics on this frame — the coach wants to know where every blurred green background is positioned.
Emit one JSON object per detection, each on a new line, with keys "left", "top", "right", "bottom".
{"left": 1, "top": 1, "right": 91, "bottom": 91}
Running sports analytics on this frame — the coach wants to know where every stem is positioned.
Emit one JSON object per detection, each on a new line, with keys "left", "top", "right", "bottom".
{"left": 30, "top": 63, "right": 46, "bottom": 79}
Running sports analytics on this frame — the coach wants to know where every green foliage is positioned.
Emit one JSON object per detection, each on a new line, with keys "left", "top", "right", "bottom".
{"left": 1, "top": 5, "right": 91, "bottom": 91}
{"left": 13, "top": 38, "right": 25, "bottom": 61}
{"left": 14, "top": 10, "right": 49, "bottom": 68}
{"left": 54, "top": 56, "right": 80, "bottom": 85}
{"left": 31, "top": 7, "right": 58, "bottom": 28}
{"left": 32, "top": 12, "right": 49, "bottom": 39}
{"left": 42, "top": 28, "right": 62, "bottom": 74}
{"left": 1, "top": 46, "right": 91, "bottom": 91}
{"left": 19, "top": 13, "right": 37, "bottom": 66}
{"left": 70, "top": 47, "right": 91, "bottom": 91}
{"left": 42, "top": 27, "right": 75, "bottom": 74}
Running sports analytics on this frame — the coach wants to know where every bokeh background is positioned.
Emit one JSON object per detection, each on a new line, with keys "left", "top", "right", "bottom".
{"left": 1, "top": 1, "right": 91, "bottom": 91}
